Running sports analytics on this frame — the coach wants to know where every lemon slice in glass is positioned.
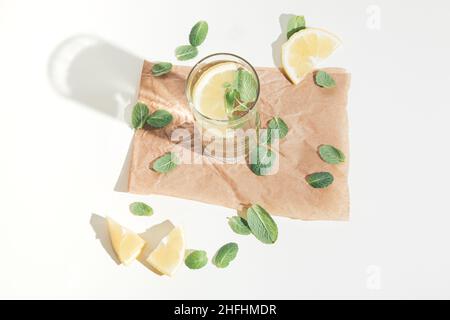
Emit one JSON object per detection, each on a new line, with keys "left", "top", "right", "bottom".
{"left": 281, "top": 28, "right": 341, "bottom": 84}
{"left": 106, "top": 217, "right": 145, "bottom": 265}
{"left": 146, "top": 226, "right": 185, "bottom": 276}
{"left": 192, "top": 62, "right": 240, "bottom": 120}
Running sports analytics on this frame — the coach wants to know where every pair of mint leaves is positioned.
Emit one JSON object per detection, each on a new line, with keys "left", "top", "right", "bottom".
{"left": 223, "top": 69, "right": 258, "bottom": 118}
{"left": 175, "top": 21, "right": 208, "bottom": 61}
{"left": 132, "top": 102, "right": 173, "bottom": 129}
{"left": 185, "top": 242, "right": 239, "bottom": 270}
{"left": 228, "top": 204, "right": 278, "bottom": 244}
{"left": 187, "top": 204, "right": 277, "bottom": 270}
{"left": 305, "top": 145, "right": 346, "bottom": 189}
{"left": 150, "top": 21, "right": 208, "bottom": 77}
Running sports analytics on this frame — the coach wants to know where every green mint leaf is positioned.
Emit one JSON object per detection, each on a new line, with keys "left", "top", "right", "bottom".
{"left": 151, "top": 62, "right": 172, "bottom": 77}
{"left": 249, "top": 145, "right": 276, "bottom": 176}
{"left": 129, "top": 202, "right": 153, "bottom": 216}
{"left": 131, "top": 102, "right": 149, "bottom": 129}
{"left": 227, "top": 216, "right": 251, "bottom": 235}
{"left": 318, "top": 145, "right": 345, "bottom": 164}
{"left": 237, "top": 69, "right": 258, "bottom": 103}
{"left": 213, "top": 242, "right": 238, "bottom": 268}
{"left": 175, "top": 45, "right": 198, "bottom": 61}
{"left": 306, "top": 172, "right": 334, "bottom": 188}
{"left": 152, "top": 152, "right": 178, "bottom": 173}
{"left": 185, "top": 250, "right": 208, "bottom": 269}
{"left": 225, "top": 89, "right": 237, "bottom": 114}
{"left": 314, "top": 70, "right": 336, "bottom": 88}
{"left": 146, "top": 109, "right": 173, "bottom": 128}
{"left": 189, "top": 21, "right": 208, "bottom": 47}
{"left": 287, "top": 15, "right": 306, "bottom": 39}
{"left": 246, "top": 204, "right": 278, "bottom": 244}
{"left": 266, "top": 117, "right": 289, "bottom": 144}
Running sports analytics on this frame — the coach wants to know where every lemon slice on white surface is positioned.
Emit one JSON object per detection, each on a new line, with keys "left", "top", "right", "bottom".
{"left": 192, "top": 62, "right": 240, "bottom": 120}
{"left": 106, "top": 217, "right": 145, "bottom": 265}
{"left": 146, "top": 226, "right": 185, "bottom": 276}
{"left": 281, "top": 28, "right": 341, "bottom": 84}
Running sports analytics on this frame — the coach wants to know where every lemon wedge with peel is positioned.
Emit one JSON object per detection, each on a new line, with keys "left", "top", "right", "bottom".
{"left": 192, "top": 62, "right": 240, "bottom": 120}
{"left": 107, "top": 217, "right": 145, "bottom": 265}
{"left": 281, "top": 28, "right": 341, "bottom": 84}
{"left": 146, "top": 226, "right": 185, "bottom": 276}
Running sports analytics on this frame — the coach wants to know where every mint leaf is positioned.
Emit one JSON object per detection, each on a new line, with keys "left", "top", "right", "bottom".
{"left": 151, "top": 62, "right": 172, "bottom": 77}
{"left": 189, "top": 21, "right": 208, "bottom": 47}
{"left": 306, "top": 172, "right": 334, "bottom": 188}
{"left": 227, "top": 216, "right": 251, "bottom": 235}
{"left": 318, "top": 145, "right": 345, "bottom": 164}
{"left": 225, "top": 89, "right": 237, "bottom": 114}
{"left": 129, "top": 202, "right": 153, "bottom": 216}
{"left": 131, "top": 102, "right": 149, "bottom": 129}
{"left": 314, "top": 70, "right": 336, "bottom": 88}
{"left": 152, "top": 152, "right": 178, "bottom": 173}
{"left": 237, "top": 69, "right": 258, "bottom": 103}
{"left": 287, "top": 15, "right": 306, "bottom": 39}
{"left": 266, "top": 117, "right": 289, "bottom": 144}
{"left": 175, "top": 45, "right": 198, "bottom": 61}
{"left": 213, "top": 243, "right": 238, "bottom": 268}
{"left": 246, "top": 204, "right": 278, "bottom": 244}
{"left": 146, "top": 109, "right": 173, "bottom": 128}
{"left": 249, "top": 145, "right": 275, "bottom": 176}
{"left": 185, "top": 250, "right": 208, "bottom": 269}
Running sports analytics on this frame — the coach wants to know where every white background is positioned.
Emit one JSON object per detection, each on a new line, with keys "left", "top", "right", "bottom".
{"left": 1, "top": 0, "right": 450, "bottom": 299}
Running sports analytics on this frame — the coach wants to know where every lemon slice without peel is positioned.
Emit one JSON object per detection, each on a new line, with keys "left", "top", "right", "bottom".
{"left": 106, "top": 217, "right": 145, "bottom": 266}
{"left": 192, "top": 62, "right": 240, "bottom": 120}
{"left": 281, "top": 28, "right": 341, "bottom": 84}
{"left": 146, "top": 226, "right": 185, "bottom": 276}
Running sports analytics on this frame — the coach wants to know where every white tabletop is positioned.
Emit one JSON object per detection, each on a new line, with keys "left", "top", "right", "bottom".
{"left": 1, "top": 0, "right": 449, "bottom": 299}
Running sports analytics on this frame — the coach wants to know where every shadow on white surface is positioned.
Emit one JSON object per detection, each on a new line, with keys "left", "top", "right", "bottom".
{"left": 47, "top": 34, "right": 143, "bottom": 125}
{"left": 271, "top": 13, "right": 294, "bottom": 69}
{"left": 113, "top": 137, "right": 134, "bottom": 192}
{"left": 47, "top": 34, "right": 145, "bottom": 192}
{"left": 89, "top": 214, "right": 120, "bottom": 265}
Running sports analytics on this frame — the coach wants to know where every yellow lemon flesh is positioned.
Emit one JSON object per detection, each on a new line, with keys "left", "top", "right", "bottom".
{"left": 281, "top": 28, "right": 341, "bottom": 84}
{"left": 192, "top": 62, "right": 240, "bottom": 120}
{"left": 107, "top": 217, "right": 145, "bottom": 266}
{"left": 146, "top": 226, "right": 185, "bottom": 276}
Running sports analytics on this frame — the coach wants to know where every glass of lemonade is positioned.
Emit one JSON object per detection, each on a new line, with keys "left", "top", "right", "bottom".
{"left": 186, "top": 53, "right": 260, "bottom": 162}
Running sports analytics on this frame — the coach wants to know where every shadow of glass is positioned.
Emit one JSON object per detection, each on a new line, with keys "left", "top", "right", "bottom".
{"left": 90, "top": 213, "right": 120, "bottom": 265}
{"left": 271, "top": 14, "right": 295, "bottom": 70}
{"left": 47, "top": 34, "right": 144, "bottom": 125}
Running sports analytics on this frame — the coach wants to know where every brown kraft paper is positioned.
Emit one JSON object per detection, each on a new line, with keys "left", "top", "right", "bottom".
{"left": 127, "top": 61, "right": 351, "bottom": 221}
